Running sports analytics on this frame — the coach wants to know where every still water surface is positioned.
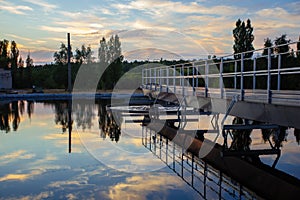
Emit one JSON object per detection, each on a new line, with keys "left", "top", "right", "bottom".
{"left": 0, "top": 100, "right": 299, "bottom": 199}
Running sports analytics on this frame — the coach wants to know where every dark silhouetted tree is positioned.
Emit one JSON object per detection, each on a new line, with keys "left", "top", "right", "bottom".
{"left": 26, "top": 53, "right": 33, "bottom": 67}
{"left": 98, "top": 35, "right": 123, "bottom": 89}
{"left": 75, "top": 44, "right": 93, "bottom": 64}
{"left": 262, "top": 38, "right": 273, "bottom": 56}
{"left": 98, "top": 37, "right": 107, "bottom": 64}
{"left": 18, "top": 56, "right": 24, "bottom": 68}
{"left": 10, "top": 41, "right": 19, "bottom": 88}
{"left": 54, "top": 43, "right": 72, "bottom": 65}
{"left": 0, "top": 39, "right": 9, "bottom": 69}
{"left": 233, "top": 19, "right": 254, "bottom": 59}
{"left": 108, "top": 35, "right": 123, "bottom": 87}
{"left": 274, "top": 34, "right": 290, "bottom": 55}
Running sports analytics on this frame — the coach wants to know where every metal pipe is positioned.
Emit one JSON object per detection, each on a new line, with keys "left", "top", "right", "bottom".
{"left": 67, "top": 33, "right": 71, "bottom": 93}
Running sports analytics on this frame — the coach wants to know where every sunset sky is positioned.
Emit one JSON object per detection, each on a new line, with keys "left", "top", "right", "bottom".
{"left": 1, "top": 0, "right": 300, "bottom": 64}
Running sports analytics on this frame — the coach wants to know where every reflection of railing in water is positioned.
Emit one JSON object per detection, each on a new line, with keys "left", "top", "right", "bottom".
{"left": 142, "top": 127, "right": 259, "bottom": 200}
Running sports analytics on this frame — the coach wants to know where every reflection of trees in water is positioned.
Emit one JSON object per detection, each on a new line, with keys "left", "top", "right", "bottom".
{"left": 98, "top": 104, "right": 122, "bottom": 143}
{"left": 230, "top": 117, "right": 288, "bottom": 151}
{"left": 27, "top": 101, "right": 34, "bottom": 119}
{"left": 0, "top": 101, "right": 30, "bottom": 133}
{"left": 230, "top": 117, "right": 252, "bottom": 151}
{"left": 51, "top": 100, "right": 122, "bottom": 142}
{"left": 262, "top": 126, "right": 287, "bottom": 148}
{"left": 294, "top": 129, "right": 300, "bottom": 145}
{"left": 11, "top": 101, "right": 20, "bottom": 131}
{"left": 72, "top": 102, "right": 95, "bottom": 131}
{"left": 0, "top": 103, "right": 10, "bottom": 133}
{"left": 53, "top": 101, "right": 72, "bottom": 133}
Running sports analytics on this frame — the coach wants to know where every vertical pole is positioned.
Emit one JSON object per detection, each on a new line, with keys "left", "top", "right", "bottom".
{"left": 192, "top": 63, "right": 195, "bottom": 96}
{"left": 147, "top": 69, "right": 149, "bottom": 89}
{"left": 154, "top": 68, "right": 157, "bottom": 91}
{"left": 253, "top": 57, "right": 256, "bottom": 90}
{"left": 67, "top": 33, "right": 72, "bottom": 93}
{"left": 204, "top": 162, "right": 207, "bottom": 198}
{"left": 149, "top": 68, "right": 152, "bottom": 90}
{"left": 180, "top": 65, "right": 182, "bottom": 87}
{"left": 267, "top": 48, "right": 272, "bottom": 103}
{"left": 196, "top": 65, "right": 199, "bottom": 88}
{"left": 220, "top": 57, "right": 223, "bottom": 99}
{"left": 149, "top": 130, "right": 152, "bottom": 151}
{"left": 181, "top": 153, "right": 184, "bottom": 178}
{"left": 154, "top": 132, "right": 156, "bottom": 153}
{"left": 234, "top": 60, "right": 237, "bottom": 89}
{"left": 187, "top": 66, "right": 189, "bottom": 95}
{"left": 173, "top": 141, "right": 175, "bottom": 170}
{"left": 159, "top": 135, "right": 162, "bottom": 158}
{"left": 142, "top": 126, "right": 144, "bottom": 145}
{"left": 240, "top": 53, "right": 244, "bottom": 101}
{"left": 149, "top": 69, "right": 151, "bottom": 89}
{"left": 219, "top": 171, "right": 222, "bottom": 199}
{"left": 173, "top": 66, "right": 176, "bottom": 93}
{"left": 277, "top": 54, "right": 281, "bottom": 91}
{"left": 159, "top": 68, "right": 162, "bottom": 92}
{"left": 68, "top": 99, "right": 72, "bottom": 153}
{"left": 205, "top": 60, "right": 209, "bottom": 98}
{"left": 166, "top": 138, "right": 168, "bottom": 164}
{"left": 191, "top": 154, "right": 194, "bottom": 187}
{"left": 143, "top": 126, "right": 146, "bottom": 146}
{"left": 142, "top": 69, "right": 144, "bottom": 86}
{"left": 166, "top": 67, "right": 168, "bottom": 93}
{"left": 144, "top": 69, "right": 147, "bottom": 88}
{"left": 181, "top": 65, "right": 184, "bottom": 96}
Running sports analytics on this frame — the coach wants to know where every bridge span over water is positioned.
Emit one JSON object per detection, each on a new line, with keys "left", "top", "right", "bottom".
{"left": 141, "top": 42, "right": 300, "bottom": 129}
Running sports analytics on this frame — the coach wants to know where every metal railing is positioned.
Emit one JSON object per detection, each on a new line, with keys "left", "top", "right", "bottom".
{"left": 142, "top": 126, "right": 259, "bottom": 200}
{"left": 142, "top": 41, "right": 300, "bottom": 106}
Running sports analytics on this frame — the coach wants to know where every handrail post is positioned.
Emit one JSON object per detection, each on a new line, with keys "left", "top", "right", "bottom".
{"left": 154, "top": 68, "right": 157, "bottom": 91}
{"left": 181, "top": 65, "right": 184, "bottom": 96}
{"left": 149, "top": 68, "right": 152, "bottom": 90}
{"left": 267, "top": 47, "right": 272, "bottom": 103}
{"left": 277, "top": 54, "right": 281, "bottom": 91}
{"left": 144, "top": 69, "right": 147, "bottom": 89}
{"left": 234, "top": 60, "right": 237, "bottom": 89}
{"left": 205, "top": 60, "right": 209, "bottom": 98}
{"left": 196, "top": 65, "right": 199, "bottom": 88}
{"left": 240, "top": 53, "right": 244, "bottom": 101}
{"left": 166, "top": 66, "right": 169, "bottom": 93}
{"left": 159, "top": 68, "right": 162, "bottom": 92}
{"left": 192, "top": 63, "right": 195, "bottom": 96}
{"left": 220, "top": 57, "right": 224, "bottom": 99}
{"left": 253, "top": 57, "right": 256, "bottom": 90}
{"left": 173, "top": 66, "right": 176, "bottom": 93}
{"left": 142, "top": 69, "right": 144, "bottom": 86}
{"left": 180, "top": 65, "right": 182, "bottom": 88}
{"left": 146, "top": 69, "right": 149, "bottom": 89}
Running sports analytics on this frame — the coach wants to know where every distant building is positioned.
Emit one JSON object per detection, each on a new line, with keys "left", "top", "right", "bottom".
{"left": 0, "top": 69, "right": 12, "bottom": 89}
